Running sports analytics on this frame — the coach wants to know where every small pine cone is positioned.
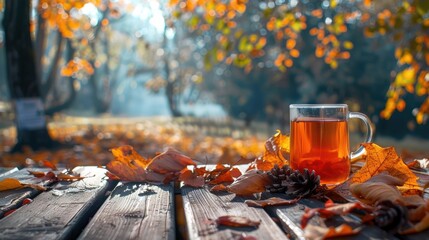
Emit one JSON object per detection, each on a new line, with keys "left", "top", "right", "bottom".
{"left": 285, "top": 169, "right": 320, "bottom": 198}
{"left": 373, "top": 200, "right": 408, "bottom": 233}
{"left": 266, "top": 164, "right": 292, "bottom": 193}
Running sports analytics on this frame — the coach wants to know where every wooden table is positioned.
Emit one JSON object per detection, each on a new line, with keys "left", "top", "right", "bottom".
{"left": 0, "top": 166, "right": 427, "bottom": 240}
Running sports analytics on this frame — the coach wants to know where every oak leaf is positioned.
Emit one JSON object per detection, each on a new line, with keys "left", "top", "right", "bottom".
{"left": 215, "top": 215, "right": 261, "bottom": 228}
{"left": 227, "top": 169, "right": 271, "bottom": 196}
{"left": 303, "top": 224, "right": 361, "bottom": 240}
{"left": 245, "top": 197, "right": 299, "bottom": 208}
{"left": 351, "top": 143, "right": 420, "bottom": 194}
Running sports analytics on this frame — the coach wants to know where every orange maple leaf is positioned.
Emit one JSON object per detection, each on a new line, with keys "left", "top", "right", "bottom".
{"left": 351, "top": 143, "right": 420, "bottom": 194}
{"left": 106, "top": 145, "right": 151, "bottom": 182}
{"left": 251, "top": 130, "right": 290, "bottom": 171}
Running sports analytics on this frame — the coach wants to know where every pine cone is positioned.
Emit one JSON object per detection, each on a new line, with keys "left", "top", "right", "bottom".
{"left": 285, "top": 168, "right": 320, "bottom": 198}
{"left": 266, "top": 165, "right": 320, "bottom": 198}
{"left": 373, "top": 200, "right": 408, "bottom": 233}
{"left": 266, "top": 164, "right": 293, "bottom": 193}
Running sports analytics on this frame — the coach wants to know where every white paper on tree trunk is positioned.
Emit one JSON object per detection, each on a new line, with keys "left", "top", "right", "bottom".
{"left": 14, "top": 98, "right": 46, "bottom": 130}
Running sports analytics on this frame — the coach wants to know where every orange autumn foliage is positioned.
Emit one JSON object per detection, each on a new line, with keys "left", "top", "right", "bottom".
{"left": 351, "top": 143, "right": 421, "bottom": 194}
{"left": 250, "top": 130, "right": 289, "bottom": 171}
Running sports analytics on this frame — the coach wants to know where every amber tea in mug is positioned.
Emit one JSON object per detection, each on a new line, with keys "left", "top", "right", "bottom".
{"left": 290, "top": 104, "right": 374, "bottom": 185}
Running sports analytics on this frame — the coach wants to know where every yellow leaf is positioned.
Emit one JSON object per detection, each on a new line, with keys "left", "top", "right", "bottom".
{"left": 351, "top": 143, "right": 420, "bottom": 194}
{"left": 0, "top": 178, "right": 23, "bottom": 191}
{"left": 343, "top": 41, "right": 354, "bottom": 50}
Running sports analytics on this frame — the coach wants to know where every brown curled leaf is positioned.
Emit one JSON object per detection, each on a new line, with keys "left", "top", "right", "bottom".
{"left": 227, "top": 169, "right": 271, "bottom": 196}
{"left": 245, "top": 197, "right": 299, "bottom": 208}
{"left": 303, "top": 224, "right": 361, "bottom": 239}
{"left": 216, "top": 215, "right": 261, "bottom": 228}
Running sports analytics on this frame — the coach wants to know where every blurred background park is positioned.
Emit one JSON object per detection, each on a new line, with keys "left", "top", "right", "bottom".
{"left": 0, "top": 0, "right": 429, "bottom": 167}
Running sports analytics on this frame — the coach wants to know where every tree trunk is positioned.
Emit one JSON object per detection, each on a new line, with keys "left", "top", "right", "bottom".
{"left": 45, "top": 39, "right": 77, "bottom": 115}
{"left": 2, "top": 0, "right": 58, "bottom": 152}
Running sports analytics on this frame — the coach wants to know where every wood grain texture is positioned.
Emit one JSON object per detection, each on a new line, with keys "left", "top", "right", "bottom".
{"left": 0, "top": 167, "right": 18, "bottom": 178}
{"left": 0, "top": 166, "right": 112, "bottom": 240}
{"left": 273, "top": 198, "right": 398, "bottom": 240}
{"left": 181, "top": 186, "right": 288, "bottom": 240}
{"left": 78, "top": 182, "right": 175, "bottom": 240}
{"left": 0, "top": 167, "right": 56, "bottom": 218}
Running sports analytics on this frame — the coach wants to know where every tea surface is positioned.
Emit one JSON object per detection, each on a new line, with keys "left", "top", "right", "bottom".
{"left": 290, "top": 118, "right": 350, "bottom": 185}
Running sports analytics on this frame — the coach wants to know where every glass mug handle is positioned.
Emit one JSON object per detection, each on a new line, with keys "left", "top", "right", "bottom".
{"left": 348, "top": 112, "right": 374, "bottom": 159}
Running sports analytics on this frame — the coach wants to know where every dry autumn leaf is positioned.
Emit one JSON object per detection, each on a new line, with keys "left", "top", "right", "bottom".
{"left": 301, "top": 201, "right": 367, "bottom": 228}
{"left": 303, "top": 224, "right": 361, "bottom": 240}
{"left": 248, "top": 130, "right": 290, "bottom": 171}
{"left": 351, "top": 143, "right": 421, "bottom": 194}
{"left": 42, "top": 160, "right": 58, "bottom": 170}
{"left": 106, "top": 145, "right": 150, "bottom": 181}
{"left": 179, "top": 169, "right": 205, "bottom": 187}
{"left": 146, "top": 148, "right": 196, "bottom": 174}
{"left": 215, "top": 215, "right": 261, "bottom": 228}
{"left": 0, "top": 178, "right": 46, "bottom": 192}
{"left": 28, "top": 170, "right": 46, "bottom": 178}
{"left": 401, "top": 213, "right": 429, "bottom": 235}
{"left": 245, "top": 197, "right": 299, "bottom": 208}
{"left": 227, "top": 169, "right": 271, "bottom": 196}
{"left": 210, "top": 184, "right": 228, "bottom": 192}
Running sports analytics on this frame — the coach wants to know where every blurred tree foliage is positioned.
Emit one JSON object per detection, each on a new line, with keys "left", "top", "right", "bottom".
{"left": 169, "top": 0, "right": 429, "bottom": 130}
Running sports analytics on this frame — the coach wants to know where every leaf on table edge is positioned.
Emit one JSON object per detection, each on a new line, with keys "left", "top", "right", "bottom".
{"left": 245, "top": 197, "right": 299, "bottom": 207}
{"left": 303, "top": 223, "right": 361, "bottom": 239}
{"left": 215, "top": 215, "right": 261, "bottom": 228}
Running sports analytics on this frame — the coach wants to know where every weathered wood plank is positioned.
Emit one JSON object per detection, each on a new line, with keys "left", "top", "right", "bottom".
{"left": 272, "top": 198, "right": 398, "bottom": 240}
{"left": 0, "top": 167, "right": 18, "bottom": 178}
{"left": 78, "top": 182, "right": 175, "bottom": 240}
{"left": 0, "top": 166, "right": 114, "bottom": 240}
{"left": 0, "top": 167, "right": 58, "bottom": 218}
{"left": 181, "top": 186, "right": 288, "bottom": 240}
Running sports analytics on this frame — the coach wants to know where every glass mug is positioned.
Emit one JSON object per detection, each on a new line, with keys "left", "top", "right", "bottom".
{"left": 289, "top": 104, "right": 374, "bottom": 185}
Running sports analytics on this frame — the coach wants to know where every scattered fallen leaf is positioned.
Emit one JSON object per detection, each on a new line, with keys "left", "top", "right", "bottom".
{"left": 245, "top": 197, "right": 299, "bottom": 207}
{"left": 179, "top": 169, "right": 205, "bottom": 187}
{"left": 105, "top": 171, "right": 121, "bottom": 180}
{"left": 57, "top": 173, "right": 85, "bottom": 181}
{"left": 303, "top": 224, "right": 361, "bottom": 240}
{"left": 401, "top": 212, "right": 429, "bottom": 234}
{"left": 106, "top": 145, "right": 151, "bottom": 181}
{"left": 22, "top": 198, "right": 33, "bottom": 205}
{"left": 0, "top": 178, "right": 23, "bottom": 191}
{"left": 350, "top": 181, "right": 402, "bottom": 206}
{"left": 147, "top": 148, "right": 196, "bottom": 174}
{"left": 210, "top": 184, "right": 228, "bottom": 192}
{"left": 407, "top": 158, "right": 429, "bottom": 170}
{"left": 216, "top": 215, "right": 261, "bottom": 228}
{"left": 0, "top": 178, "right": 46, "bottom": 192}
{"left": 301, "top": 201, "right": 367, "bottom": 228}
{"left": 227, "top": 169, "right": 271, "bottom": 196}
{"left": 42, "top": 160, "right": 58, "bottom": 170}
{"left": 351, "top": 143, "right": 421, "bottom": 194}
{"left": 28, "top": 170, "right": 46, "bottom": 178}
